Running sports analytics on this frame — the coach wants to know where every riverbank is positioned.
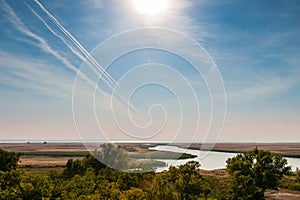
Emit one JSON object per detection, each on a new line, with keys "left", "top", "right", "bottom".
{"left": 182, "top": 143, "right": 300, "bottom": 158}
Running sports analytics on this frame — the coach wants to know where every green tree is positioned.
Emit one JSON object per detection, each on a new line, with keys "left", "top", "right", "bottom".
{"left": 175, "top": 161, "right": 203, "bottom": 199}
{"left": 61, "top": 169, "right": 97, "bottom": 199}
{"left": 154, "top": 172, "right": 180, "bottom": 200}
{"left": 124, "top": 187, "right": 146, "bottom": 200}
{"left": 20, "top": 173, "right": 54, "bottom": 200}
{"left": 296, "top": 168, "right": 300, "bottom": 183}
{"left": 63, "top": 159, "right": 85, "bottom": 179}
{"left": 0, "top": 149, "right": 23, "bottom": 199}
{"left": 226, "top": 171, "right": 263, "bottom": 200}
{"left": 63, "top": 143, "right": 129, "bottom": 178}
{"left": 153, "top": 161, "right": 205, "bottom": 200}
{"left": 63, "top": 153, "right": 106, "bottom": 179}
{"left": 95, "top": 143, "right": 129, "bottom": 170}
{"left": 82, "top": 153, "right": 106, "bottom": 172}
{"left": 0, "top": 148, "right": 22, "bottom": 172}
{"left": 95, "top": 182, "right": 125, "bottom": 200}
{"left": 226, "top": 148, "right": 291, "bottom": 199}
{"left": 117, "top": 172, "right": 139, "bottom": 191}
{"left": 0, "top": 169, "right": 23, "bottom": 199}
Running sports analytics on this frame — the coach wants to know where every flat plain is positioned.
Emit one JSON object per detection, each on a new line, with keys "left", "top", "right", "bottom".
{"left": 1, "top": 142, "right": 300, "bottom": 172}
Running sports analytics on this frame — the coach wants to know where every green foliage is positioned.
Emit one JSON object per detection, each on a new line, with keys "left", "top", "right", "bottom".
{"left": 289, "top": 182, "right": 300, "bottom": 191}
{"left": 20, "top": 173, "right": 54, "bottom": 200}
{"left": 226, "top": 148, "right": 291, "bottom": 199}
{"left": 61, "top": 169, "right": 97, "bottom": 199}
{"left": 174, "top": 161, "right": 203, "bottom": 199}
{"left": 95, "top": 143, "right": 129, "bottom": 170}
{"left": 279, "top": 168, "right": 300, "bottom": 191}
{"left": 0, "top": 148, "right": 22, "bottom": 172}
{"left": 63, "top": 152, "right": 106, "bottom": 179}
{"left": 296, "top": 167, "right": 300, "bottom": 183}
{"left": 63, "top": 159, "right": 85, "bottom": 179}
{"left": 82, "top": 153, "right": 106, "bottom": 172}
{"left": 97, "top": 182, "right": 125, "bottom": 200}
{"left": 116, "top": 172, "right": 140, "bottom": 190}
{"left": 226, "top": 171, "right": 263, "bottom": 200}
{"left": 62, "top": 143, "right": 129, "bottom": 179}
{"left": 0, "top": 149, "right": 23, "bottom": 199}
{"left": 0, "top": 169, "right": 23, "bottom": 199}
{"left": 280, "top": 176, "right": 300, "bottom": 191}
{"left": 124, "top": 187, "right": 146, "bottom": 200}
{"left": 153, "top": 161, "right": 209, "bottom": 200}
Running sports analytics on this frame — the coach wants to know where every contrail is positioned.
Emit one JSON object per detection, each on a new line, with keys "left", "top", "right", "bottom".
{"left": 24, "top": 2, "right": 114, "bottom": 91}
{"left": 25, "top": 3, "right": 86, "bottom": 63}
{"left": 33, "top": 0, "right": 117, "bottom": 88}
{"left": 0, "top": 0, "right": 106, "bottom": 96}
{"left": 31, "top": 0, "right": 137, "bottom": 112}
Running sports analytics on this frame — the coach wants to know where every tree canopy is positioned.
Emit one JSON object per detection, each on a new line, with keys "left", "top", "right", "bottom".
{"left": 0, "top": 148, "right": 22, "bottom": 172}
{"left": 95, "top": 143, "right": 129, "bottom": 170}
{"left": 226, "top": 148, "right": 291, "bottom": 199}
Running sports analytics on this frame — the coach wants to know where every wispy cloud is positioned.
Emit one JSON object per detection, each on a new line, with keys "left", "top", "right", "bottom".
{"left": 0, "top": 0, "right": 105, "bottom": 97}
{"left": 227, "top": 77, "right": 298, "bottom": 103}
{"left": 225, "top": 51, "right": 300, "bottom": 103}
{"left": 0, "top": 51, "right": 73, "bottom": 99}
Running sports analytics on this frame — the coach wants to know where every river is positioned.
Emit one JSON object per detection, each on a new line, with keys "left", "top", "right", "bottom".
{"left": 149, "top": 145, "right": 300, "bottom": 172}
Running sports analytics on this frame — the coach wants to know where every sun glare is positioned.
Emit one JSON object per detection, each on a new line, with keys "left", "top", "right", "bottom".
{"left": 134, "top": 0, "right": 169, "bottom": 15}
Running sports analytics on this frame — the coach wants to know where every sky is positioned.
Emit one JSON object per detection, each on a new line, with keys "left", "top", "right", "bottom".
{"left": 0, "top": 0, "right": 299, "bottom": 142}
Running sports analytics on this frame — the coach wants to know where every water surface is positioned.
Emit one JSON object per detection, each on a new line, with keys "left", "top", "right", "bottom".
{"left": 150, "top": 145, "right": 300, "bottom": 172}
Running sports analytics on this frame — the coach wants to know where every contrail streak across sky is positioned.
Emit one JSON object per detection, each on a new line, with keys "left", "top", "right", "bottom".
{"left": 33, "top": 0, "right": 118, "bottom": 88}
{"left": 31, "top": 0, "right": 137, "bottom": 112}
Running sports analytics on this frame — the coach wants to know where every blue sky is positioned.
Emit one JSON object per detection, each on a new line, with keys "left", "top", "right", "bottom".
{"left": 0, "top": 0, "right": 299, "bottom": 142}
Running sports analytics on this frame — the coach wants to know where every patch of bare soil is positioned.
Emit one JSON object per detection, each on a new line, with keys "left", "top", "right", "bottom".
{"left": 19, "top": 156, "right": 84, "bottom": 173}
{"left": 19, "top": 156, "right": 83, "bottom": 167}
{"left": 200, "top": 169, "right": 228, "bottom": 179}
{"left": 265, "top": 189, "right": 300, "bottom": 200}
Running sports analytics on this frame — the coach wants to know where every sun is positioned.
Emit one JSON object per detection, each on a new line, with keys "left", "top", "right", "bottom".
{"left": 134, "top": 0, "right": 169, "bottom": 15}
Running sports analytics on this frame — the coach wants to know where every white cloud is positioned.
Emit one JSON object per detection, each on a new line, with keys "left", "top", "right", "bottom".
{"left": 0, "top": 51, "right": 73, "bottom": 99}
{"left": 227, "top": 70, "right": 300, "bottom": 103}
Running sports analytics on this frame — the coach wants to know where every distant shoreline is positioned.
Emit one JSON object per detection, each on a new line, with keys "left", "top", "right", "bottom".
{"left": 1, "top": 141, "right": 300, "bottom": 158}
{"left": 1, "top": 139, "right": 300, "bottom": 144}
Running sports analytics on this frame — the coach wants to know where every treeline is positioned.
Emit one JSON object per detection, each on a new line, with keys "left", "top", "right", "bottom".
{"left": 0, "top": 144, "right": 300, "bottom": 200}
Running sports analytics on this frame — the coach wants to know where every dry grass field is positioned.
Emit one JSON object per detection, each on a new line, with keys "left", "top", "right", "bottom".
{"left": 0, "top": 143, "right": 87, "bottom": 172}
